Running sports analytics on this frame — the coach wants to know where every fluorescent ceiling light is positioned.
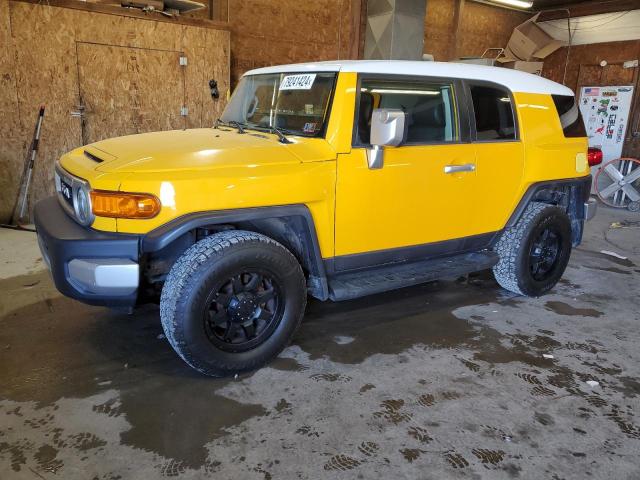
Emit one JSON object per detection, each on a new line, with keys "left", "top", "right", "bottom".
{"left": 488, "top": 0, "right": 533, "bottom": 9}
{"left": 366, "top": 89, "right": 440, "bottom": 95}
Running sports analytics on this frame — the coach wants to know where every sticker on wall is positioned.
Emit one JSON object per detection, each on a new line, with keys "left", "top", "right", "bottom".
{"left": 280, "top": 74, "right": 317, "bottom": 90}
{"left": 584, "top": 87, "right": 600, "bottom": 96}
{"left": 616, "top": 123, "right": 625, "bottom": 143}
{"left": 606, "top": 114, "right": 616, "bottom": 139}
{"left": 598, "top": 99, "right": 610, "bottom": 111}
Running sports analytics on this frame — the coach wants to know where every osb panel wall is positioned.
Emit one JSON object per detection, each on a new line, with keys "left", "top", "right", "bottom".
{"left": 76, "top": 44, "right": 185, "bottom": 144}
{"left": 543, "top": 40, "right": 640, "bottom": 158}
{"left": 424, "top": 0, "right": 529, "bottom": 61}
{"left": 0, "top": 0, "right": 23, "bottom": 222}
{"left": 0, "top": 0, "right": 229, "bottom": 222}
{"left": 226, "top": 0, "right": 361, "bottom": 85}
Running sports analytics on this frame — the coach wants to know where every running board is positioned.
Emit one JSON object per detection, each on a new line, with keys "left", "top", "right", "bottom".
{"left": 328, "top": 251, "right": 499, "bottom": 301}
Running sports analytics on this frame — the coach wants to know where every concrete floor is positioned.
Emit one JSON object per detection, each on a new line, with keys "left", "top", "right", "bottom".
{"left": 1, "top": 206, "right": 639, "bottom": 479}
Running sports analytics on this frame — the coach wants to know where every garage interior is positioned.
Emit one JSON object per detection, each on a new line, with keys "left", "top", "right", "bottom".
{"left": 1, "top": 0, "right": 640, "bottom": 478}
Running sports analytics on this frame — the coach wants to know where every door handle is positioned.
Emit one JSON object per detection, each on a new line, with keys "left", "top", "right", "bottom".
{"left": 444, "top": 163, "right": 476, "bottom": 174}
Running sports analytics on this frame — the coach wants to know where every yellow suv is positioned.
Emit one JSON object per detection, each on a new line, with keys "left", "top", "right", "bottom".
{"left": 35, "top": 60, "right": 599, "bottom": 376}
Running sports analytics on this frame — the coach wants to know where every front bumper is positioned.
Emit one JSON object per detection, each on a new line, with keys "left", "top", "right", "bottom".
{"left": 34, "top": 196, "right": 141, "bottom": 307}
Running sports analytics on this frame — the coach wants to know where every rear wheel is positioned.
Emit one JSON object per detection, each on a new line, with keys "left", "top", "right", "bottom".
{"left": 493, "top": 202, "right": 572, "bottom": 297}
{"left": 160, "top": 230, "right": 306, "bottom": 377}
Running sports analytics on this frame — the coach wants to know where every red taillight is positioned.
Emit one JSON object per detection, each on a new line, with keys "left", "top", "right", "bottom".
{"left": 587, "top": 147, "right": 603, "bottom": 166}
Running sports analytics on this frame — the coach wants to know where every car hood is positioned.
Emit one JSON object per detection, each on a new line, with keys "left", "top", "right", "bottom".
{"left": 86, "top": 128, "right": 336, "bottom": 173}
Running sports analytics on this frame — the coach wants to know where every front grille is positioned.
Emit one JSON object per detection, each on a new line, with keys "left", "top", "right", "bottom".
{"left": 54, "top": 165, "right": 76, "bottom": 219}
{"left": 54, "top": 162, "right": 93, "bottom": 225}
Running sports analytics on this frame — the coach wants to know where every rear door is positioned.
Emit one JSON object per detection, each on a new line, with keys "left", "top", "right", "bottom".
{"left": 465, "top": 82, "right": 525, "bottom": 234}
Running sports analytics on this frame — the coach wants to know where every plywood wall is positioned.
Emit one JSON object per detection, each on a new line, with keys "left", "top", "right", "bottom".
{"left": 225, "top": 0, "right": 362, "bottom": 85}
{"left": 0, "top": 0, "right": 24, "bottom": 223}
{"left": 424, "top": 0, "right": 529, "bottom": 61}
{"left": 0, "top": 0, "right": 229, "bottom": 223}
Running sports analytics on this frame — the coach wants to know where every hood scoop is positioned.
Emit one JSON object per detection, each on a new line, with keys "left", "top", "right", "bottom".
{"left": 84, "top": 150, "right": 104, "bottom": 163}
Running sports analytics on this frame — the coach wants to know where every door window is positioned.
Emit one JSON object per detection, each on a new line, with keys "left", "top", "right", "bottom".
{"left": 356, "top": 80, "right": 458, "bottom": 145}
{"left": 469, "top": 84, "right": 516, "bottom": 141}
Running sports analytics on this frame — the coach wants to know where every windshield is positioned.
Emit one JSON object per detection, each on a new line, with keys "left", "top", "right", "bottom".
{"left": 220, "top": 72, "right": 337, "bottom": 137}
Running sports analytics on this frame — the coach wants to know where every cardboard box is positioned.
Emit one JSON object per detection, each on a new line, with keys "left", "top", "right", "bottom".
{"left": 497, "top": 13, "right": 564, "bottom": 62}
{"left": 499, "top": 60, "right": 544, "bottom": 76}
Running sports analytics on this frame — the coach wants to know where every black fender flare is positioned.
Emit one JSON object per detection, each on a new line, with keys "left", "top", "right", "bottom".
{"left": 504, "top": 175, "right": 592, "bottom": 246}
{"left": 141, "top": 205, "right": 329, "bottom": 300}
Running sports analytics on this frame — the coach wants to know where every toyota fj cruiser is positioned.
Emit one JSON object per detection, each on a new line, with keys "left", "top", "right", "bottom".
{"left": 35, "top": 60, "right": 599, "bottom": 376}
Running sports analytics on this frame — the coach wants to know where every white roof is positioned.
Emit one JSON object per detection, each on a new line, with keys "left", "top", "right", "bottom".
{"left": 245, "top": 60, "right": 574, "bottom": 96}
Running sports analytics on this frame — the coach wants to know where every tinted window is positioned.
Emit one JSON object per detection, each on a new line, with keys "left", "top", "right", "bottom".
{"left": 552, "top": 94, "right": 586, "bottom": 138}
{"left": 356, "top": 80, "right": 458, "bottom": 145}
{"left": 469, "top": 85, "right": 516, "bottom": 141}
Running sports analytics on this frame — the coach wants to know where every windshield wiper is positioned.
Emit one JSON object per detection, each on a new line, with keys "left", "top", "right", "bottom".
{"left": 214, "top": 119, "right": 245, "bottom": 134}
{"left": 269, "top": 126, "right": 292, "bottom": 144}
{"left": 216, "top": 120, "right": 292, "bottom": 144}
{"left": 228, "top": 121, "right": 246, "bottom": 134}
{"left": 243, "top": 124, "right": 292, "bottom": 144}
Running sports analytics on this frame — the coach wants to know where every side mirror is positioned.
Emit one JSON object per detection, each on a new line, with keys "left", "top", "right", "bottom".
{"left": 367, "top": 109, "right": 407, "bottom": 169}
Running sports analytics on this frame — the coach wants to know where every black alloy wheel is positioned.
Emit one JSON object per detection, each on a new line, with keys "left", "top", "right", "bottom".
{"left": 528, "top": 226, "right": 563, "bottom": 281}
{"left": 204, "top": 271, "right": 283, "bottom": 352}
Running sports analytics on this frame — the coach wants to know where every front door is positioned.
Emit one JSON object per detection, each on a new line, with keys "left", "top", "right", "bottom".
{"left": 334, "top": 76, "right": 479, "bottom": 271}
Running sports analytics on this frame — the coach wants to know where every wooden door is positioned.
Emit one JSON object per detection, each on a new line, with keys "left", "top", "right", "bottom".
{"left": 77, "top": 43, "right": 185, "bottom": 145}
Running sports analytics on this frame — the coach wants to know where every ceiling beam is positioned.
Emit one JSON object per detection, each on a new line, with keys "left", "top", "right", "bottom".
{"left": 537, "top": 0, "right": 640, "bottom": 21}
{"left": 348, "top": 0, "right": 365, "bottom": 59}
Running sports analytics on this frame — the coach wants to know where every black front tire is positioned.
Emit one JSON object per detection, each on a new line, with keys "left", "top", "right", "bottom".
{"left": 160, "top": 230, "right": 306, "bottom": 377}
{"left": 493, "top": 202, "right": 573, "bottom": 297}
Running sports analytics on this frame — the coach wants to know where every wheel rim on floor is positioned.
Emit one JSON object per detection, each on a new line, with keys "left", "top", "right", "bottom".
{"left": 528, "top": 226, "right": 562, "bottom": 281}
{"left": 203, "top": 270, "right": 283, "bottom": 352}
{"left": 595, "top": 157, "right": 640, "bottom": 210}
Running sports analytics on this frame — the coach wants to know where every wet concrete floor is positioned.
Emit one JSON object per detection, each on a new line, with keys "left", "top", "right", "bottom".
{"left": 1, "top": 207, "right": 640, "bottom": 479}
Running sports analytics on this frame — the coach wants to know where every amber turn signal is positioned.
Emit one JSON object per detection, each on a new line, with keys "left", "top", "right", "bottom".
{"left": 90, "top": 190, "right": 161, "bottom": 219}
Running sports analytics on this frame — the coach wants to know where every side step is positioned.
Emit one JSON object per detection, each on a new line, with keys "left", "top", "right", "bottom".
{"left": 328, "top": 251, "right": 499, "bottom": 301}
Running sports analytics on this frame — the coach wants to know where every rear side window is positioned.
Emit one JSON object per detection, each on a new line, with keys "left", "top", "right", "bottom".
{"left": 356, "top": 79, "right": 458, "bottom": 145}
{"left": 552, "top": 94, "right": 586, "bottom": 138}
{"left": 469, "top": 85, "right": 516, "bottom": 141}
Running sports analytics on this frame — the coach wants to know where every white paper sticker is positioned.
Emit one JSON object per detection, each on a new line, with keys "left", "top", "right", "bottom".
{"left": 280, "top": 74, "right": 316, "bottom": 90}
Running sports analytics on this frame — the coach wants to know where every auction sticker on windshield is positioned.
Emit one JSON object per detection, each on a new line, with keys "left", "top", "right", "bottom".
{"left": 280, "top": 74, "right": 316, "bottom": 90}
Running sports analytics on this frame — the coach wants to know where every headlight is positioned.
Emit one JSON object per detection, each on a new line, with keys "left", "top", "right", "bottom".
{"left": 75, "top": 186, "right": 92, "bottom": 225}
